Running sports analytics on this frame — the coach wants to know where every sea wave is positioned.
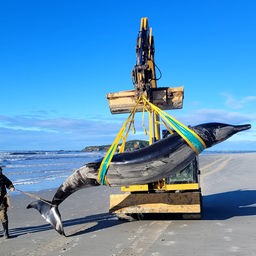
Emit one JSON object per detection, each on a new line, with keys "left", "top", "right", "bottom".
{"left": 0, "top": 150, "right": 105, "bottom": 192}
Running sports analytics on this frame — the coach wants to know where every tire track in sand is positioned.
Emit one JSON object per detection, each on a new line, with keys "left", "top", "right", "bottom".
{"left": 200, "top": 155, "right": 232, "bottom": 184}
{"left": 26, "top": 235, "right": 78, "bottom": 256}
{"left": 112, "top": 221, "right": 170, "bottom": 256}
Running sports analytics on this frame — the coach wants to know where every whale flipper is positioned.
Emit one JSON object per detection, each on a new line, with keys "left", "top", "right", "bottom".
{"left": 27, "top": 200, "right": 65, "bottom": 236}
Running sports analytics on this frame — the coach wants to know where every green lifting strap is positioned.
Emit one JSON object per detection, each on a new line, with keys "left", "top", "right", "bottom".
{"left": 98, "top": 143, "right": 116, "bottom": 185}
{"left": 142, "top": 96, "right": 206, "bottom": 154}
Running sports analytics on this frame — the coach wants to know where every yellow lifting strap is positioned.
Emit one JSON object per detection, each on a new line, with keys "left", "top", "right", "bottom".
{"left": 97, "top": 98, "right": 141, "bottom": 185}
{"left": 97, "top": 94, "right": 206, "bottom": 186}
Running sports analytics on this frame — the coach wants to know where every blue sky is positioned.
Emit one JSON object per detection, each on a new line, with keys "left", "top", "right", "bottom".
{"left": 0, "top": 0, "right": 255, "bottom": 151}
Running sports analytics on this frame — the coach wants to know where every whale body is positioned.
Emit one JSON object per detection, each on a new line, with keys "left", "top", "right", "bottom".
{"left": 27, "top": 122, "right": 251, "bottom": 235}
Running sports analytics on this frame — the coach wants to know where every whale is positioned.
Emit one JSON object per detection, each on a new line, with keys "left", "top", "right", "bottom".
{"left": 27, "top": 122, "right": 251, "bottom": 235}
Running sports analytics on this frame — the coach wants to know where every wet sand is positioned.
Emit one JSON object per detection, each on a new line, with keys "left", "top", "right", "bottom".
{"left": 1, "top": 153, "right": 256, "bottom": 256}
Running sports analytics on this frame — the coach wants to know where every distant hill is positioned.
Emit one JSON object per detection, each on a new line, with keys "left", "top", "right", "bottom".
{"left": 82, "top": 139, "right": 149, "bottom": 152}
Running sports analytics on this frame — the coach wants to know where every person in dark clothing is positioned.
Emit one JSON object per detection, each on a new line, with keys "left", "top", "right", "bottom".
{"left": 0, "top": 166, "right": 15, "bottom": 239}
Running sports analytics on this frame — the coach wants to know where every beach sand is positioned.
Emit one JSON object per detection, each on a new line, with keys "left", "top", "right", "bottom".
{"left": 1, "top": 153, "right": 256, "bottom": 256}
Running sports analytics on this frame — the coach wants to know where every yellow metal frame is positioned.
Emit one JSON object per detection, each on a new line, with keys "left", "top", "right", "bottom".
{"left": 121, "top": 184, "right": 149, "bottom": 192}
{"left": 121, "top": 183, "right": 199, "bottom": 192}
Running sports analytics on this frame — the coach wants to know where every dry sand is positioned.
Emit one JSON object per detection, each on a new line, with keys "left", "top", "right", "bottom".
{"left": 1, "top": 153, "right": 256, "bottom": 256}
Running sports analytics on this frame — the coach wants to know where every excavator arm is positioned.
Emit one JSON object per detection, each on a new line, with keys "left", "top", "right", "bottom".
{"left": 132, "top": 17, "right": 157, "bottom": 98}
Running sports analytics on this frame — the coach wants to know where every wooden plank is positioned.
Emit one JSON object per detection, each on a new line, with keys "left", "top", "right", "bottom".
{"left": 109, "top": 191, "right": 201, "bottom": 214}
{"left": 107, "top": 86, "right": 184, "bottom": 114}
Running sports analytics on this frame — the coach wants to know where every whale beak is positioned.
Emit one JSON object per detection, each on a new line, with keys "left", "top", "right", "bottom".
{"left": 208, "top": 123, "right": 252, "bottom": 146}
{"left": 234, "top": 124, "right": 251, "bottom": 132}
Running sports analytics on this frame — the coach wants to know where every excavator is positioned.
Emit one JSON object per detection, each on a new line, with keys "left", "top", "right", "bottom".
{"left": 107, "top": 17, "right": 202, "bottom": 219}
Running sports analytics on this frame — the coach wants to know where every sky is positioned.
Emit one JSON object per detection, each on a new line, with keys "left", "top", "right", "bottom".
{"left": 0, "top": 0, "right": 255, "bottom": 151}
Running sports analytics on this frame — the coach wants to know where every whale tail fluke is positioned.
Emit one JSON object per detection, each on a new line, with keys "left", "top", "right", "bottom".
{"left": 27, "top": 200, "right": 65, "bottom": 236}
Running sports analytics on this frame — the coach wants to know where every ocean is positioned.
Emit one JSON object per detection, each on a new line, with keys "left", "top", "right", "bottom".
{"left": 0, "top": 150, "right": 105, "bottom": 193}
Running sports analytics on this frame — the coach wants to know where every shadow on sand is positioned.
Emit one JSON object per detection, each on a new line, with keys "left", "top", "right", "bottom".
{"left": 7, "top": 212, "right": 122, "bottom": 238}
{"left": 7, "top": 189, "right": 256, "bottom": 237}
{"left": 202, "top": 189, "right": 256, "bottom": 220}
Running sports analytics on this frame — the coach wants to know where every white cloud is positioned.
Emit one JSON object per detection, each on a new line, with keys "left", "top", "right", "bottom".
{"left": 173, "top": 108, "right": 254, "bottom": 126}
{"left": 0, "top": 114, "right": 125, "bottom": 149}
{"left": 0, "top": 109, "right": 255, "bottom": 150}
{"left": 221, "top": 93, "right": 256, "bottom": 109}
